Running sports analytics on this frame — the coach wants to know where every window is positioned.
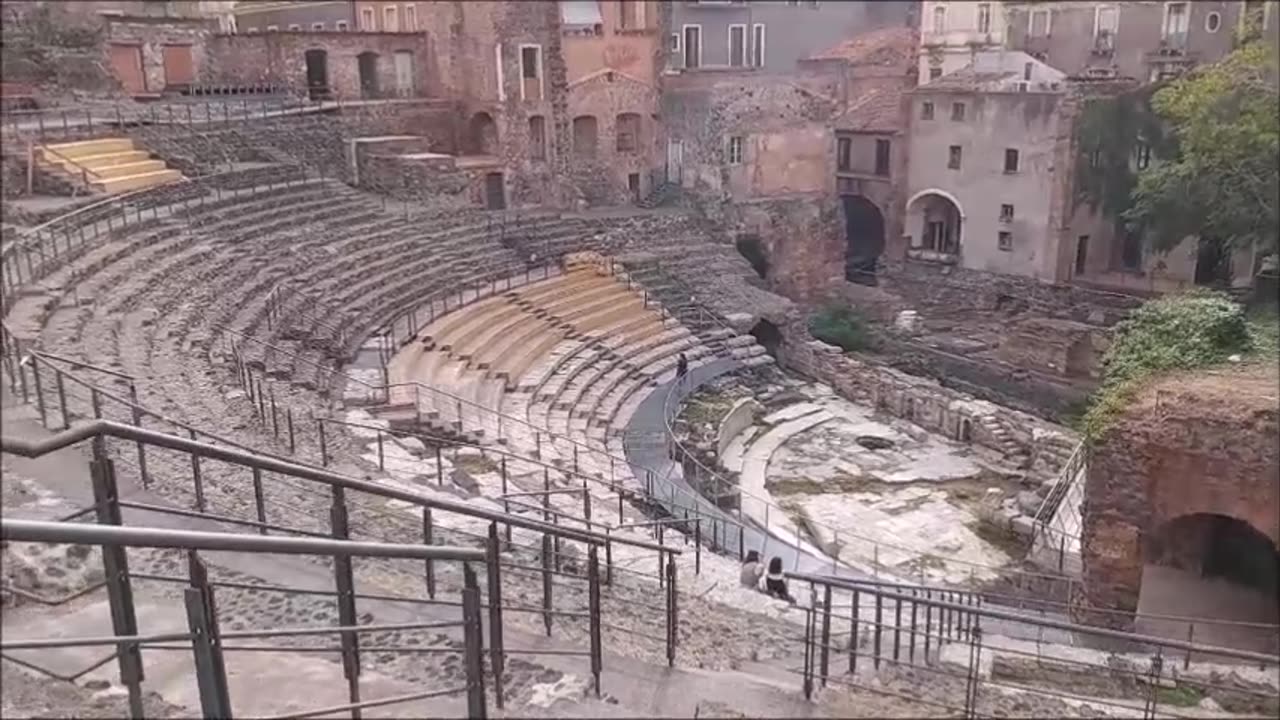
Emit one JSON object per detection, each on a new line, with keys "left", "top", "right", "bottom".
{"left": 948, "top": 145, "right": 962, "bottom": 170}
{"left": 683, "top": 25, "right": 702, "bottom": 69}
{"left": 520, "top": 45, "right": 542, "bottom": 101}
{"left": 383, "top": 6, "right": 398, "bottom": 31}
{"left": 670, "top": 33, "right": 680, "bottom": 52}
{"left": 728, "top": 24, "right": 746, "bottom": 67}
{"left": 751, "top": 24, "right": 765, "bottom": 68}
{"left": 1205, "top": 11, "right": 1221, "bottom": 33}
{"left": 1075, "top": 235, "right": 1089, "bottom": 275}
{"left": 361, "top": 7, "right": 374, "bottom": 30}
{"left": 405, "top": 4, "right": 417, "bottom": 31}
{"left": 529, "top": 116, "right": 546, "bottom": 160}
{"left": 932, "top": 5, "right": 946, "bottom": 34}
{"left": 573, "top": 116, "right": 599, "bottom": 157}
{"left": 1089, "top": 148, "right": 1102, "bottom": 168}
{"left": 837, "top": 137, "right": 851, "bottom": 171}
{"left": 1000, "top": 204, "right": 1014, "bottom": 222}
{"left": 1095, "top": 5, "right": 1118, "bottom": 38}
{"left": 1163, "top": 2, "right": 1188, "bottom": 41}
{"left": 921, "top": 101, "right": 934, "bottom": 120}
{"left": 977, "top": 3, "right": 991, "bottom": 34}
{"left": 929, "top": 67, "right": 942, "bottom": 81}
{"left": 874, "top": 139, "right": 891, "bottom": 177}
{"left": 616, "top": 113, "right": 641, "bottom": 153}
{"left": 1134, "top": 142, "right": 1151, "bottom": 170}
{"left": 266, "top": 25, "right": 278, "bottom": 32}
{"left": 998, "top": 231, "right": 1013, "bottom": 251}
{"left": 1023, "top": 62, "right": 1033, "bottom": 81}
{"left": 620, "top": 0, "right": 638, "bottom": 30}
{"left": 521, "top": 46, "right": 539, "bottom": 80}
{"left": 336, "top": 20, "right": 348, "bottom": 31}
{"left": 1029, "top": 9, "right": 1051, "bottom": 37}
{"left": 951, "top": 102, "right": 965, "bottom": 121}
{"left": 728, "top": 136, "right": 744, "bottom": 165}
{"left": 1004, "top": 148, "right": 1019, "bottom": 173}
{"left": 310, "top": 22, "right": 324, "bottom": 31}
{"left": 288, "top": 24, "right": 301, "bottom": 31}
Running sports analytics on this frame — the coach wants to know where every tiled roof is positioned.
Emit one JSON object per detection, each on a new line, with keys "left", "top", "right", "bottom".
{"left": 809, "top": 26, "right": 917, "bottom": 69}
{"left": 833, "top": 81, "right": 907, "bottom": 132}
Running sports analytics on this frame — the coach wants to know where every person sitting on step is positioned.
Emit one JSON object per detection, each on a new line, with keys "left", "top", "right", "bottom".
{"left": 740, "top": 550, "right": 765, "bottom": 589}
{"left": 764, "top": 556, "right": 794, "bottom": 603}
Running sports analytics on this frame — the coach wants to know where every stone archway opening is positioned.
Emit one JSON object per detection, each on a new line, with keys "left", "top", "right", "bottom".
{"left": 841, "top": 195, "right": 884, "bottom": 285}
{"left": 906, "top": 191, "right": 963, "bottom": 255}
{"left": 465, "top": 112, "right": 499, "bottom": 156}
{"left": 1139, "top": 513, "right": 1280, "bottom": 651}
{"left": 748, "top": 319, "right": 782, "bottom": 358}
{"left": 735, "top": 234, "right": 768, "bottom": 280}
{"left": 304, "top": 49, "right": 329, "bottom": 100}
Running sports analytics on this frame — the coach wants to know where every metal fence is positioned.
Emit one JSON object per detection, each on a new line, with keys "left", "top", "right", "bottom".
{"left": 1, "top": 517, "right": 490, "bottom": 719}
{"left": 789, "top": 571, "right": 1280, "bottom": 719}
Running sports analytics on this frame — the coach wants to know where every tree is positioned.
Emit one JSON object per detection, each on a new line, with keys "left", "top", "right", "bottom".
{"left": 1124, "top": 41, "right": 1279, "bottom": 256}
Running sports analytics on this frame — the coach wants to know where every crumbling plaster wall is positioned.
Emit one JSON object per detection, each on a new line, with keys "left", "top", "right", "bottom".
{"left": 1077, "top": 365, "right": 1280, "bottom": 630}
{"left": 203, "top": 31, "right": 437, "bottom": 99}
{"left": 662, "top": 69, "right": 845, "bottom": 302}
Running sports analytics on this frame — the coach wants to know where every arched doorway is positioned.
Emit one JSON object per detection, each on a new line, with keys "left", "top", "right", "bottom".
{"left": 357, "top": 51, "right": 380, "bottom": 98}
{"left": 1194, "top": 236, "right": 1232, "bottom": 288}
{"left": 841, "top": 195, "right": 884, "bottom": 284}
{"left": 304, "top": 49, "right": 329, "bottom": 100}
{"left": 749, "top": 319, "right": 782, "bottom": 358}
{"left": 465, "top": 112, "right": 499, "bottom": 155}
{"left": 1140, "top": 513, "right": 1280, "bottom": 651}
{"left": 735, "top": 234, "right": 767, "bottom": 279}
{"left": 905, "top": 190, "right": 963, "bottom": 255}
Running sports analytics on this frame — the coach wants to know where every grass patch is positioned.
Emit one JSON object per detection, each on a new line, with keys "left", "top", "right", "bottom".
{"left": 1156, "top": 685, "right": 1205, "bottom": 707}
{"left": 809, "top": 303, "right": 875, "bottom": 352}
{"left": 1079, "top": 291, "right": 1256, "bottom": 442}
{"left": 453, "top": 453, "right": 499, "bottom": 475}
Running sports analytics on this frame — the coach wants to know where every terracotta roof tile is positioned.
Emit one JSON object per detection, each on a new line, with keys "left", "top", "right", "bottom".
{"left": 833, "top": 81, "right": 907, "bottom": 132}
{"left": 809, "top": 26, "right": 917, "bottom": 69}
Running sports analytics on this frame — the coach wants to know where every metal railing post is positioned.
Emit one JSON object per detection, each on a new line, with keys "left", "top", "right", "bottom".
{"left": 485, "top": 522, "right": 505, "bottom": 709}
{"left": 820, "top": 583, "right": 832, "bottom": 687}
{"left": 184, "top": 551, "right": 233, "bottom": 719}
{"left": 422, "top": 507, "right": 436, "bottom": 599}
{"left": 55, "top": 370, "right": 70, "bottom": 429}
{"left": 849, "top": 588, "right": 860, "bottom": 674}
{"left": 461, "top": 564, "right": 488, "bottom": 720}
{"left": 32, "top": 359, "right": 48, "bottom": 427}
{"left": 329, "top": 486, "right": 363, "bottom": 718}
{"left": 588, "top": 545, "right": 603, "bottom": 698}
{"left": 252, "top": 467, "right": 267, "bottom": 535}
{"left": 665, "top": 553, "right": 677, "bottom": 667}
{"left": 89, "top": 441, "right": 146, "bottom": 719}
{"left": 189, "top": 429, "right": 206, "bottom": 513}
{"left": 540, "top": 533, "right": 553, "bottom": 636}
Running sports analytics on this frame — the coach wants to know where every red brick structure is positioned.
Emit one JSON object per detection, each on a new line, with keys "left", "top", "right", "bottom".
{"left": 1079, "top": 363, "right": 1280, "bottom": 629}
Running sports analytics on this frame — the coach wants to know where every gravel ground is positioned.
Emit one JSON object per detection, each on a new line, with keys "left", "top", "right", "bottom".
{"left": 1, "top": 664, "right": 189, "bottom": 719}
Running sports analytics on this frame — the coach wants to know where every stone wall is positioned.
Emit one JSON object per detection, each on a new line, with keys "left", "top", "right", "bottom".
{"left": 1077, "top": 364, "right": 1279, "bottom": 630}
{"left": 779, "top": 320, "right": 1078, "bottom": 461}
{"left": 104, "top": 15, "right": 216, "bottom": 94}
{"left": 203, "top": 31, "right": 438, "bottom": 99}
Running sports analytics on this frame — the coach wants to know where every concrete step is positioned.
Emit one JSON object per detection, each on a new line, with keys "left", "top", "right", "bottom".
{"left": 91, "top": 169, "right": 183, "bottom": 193}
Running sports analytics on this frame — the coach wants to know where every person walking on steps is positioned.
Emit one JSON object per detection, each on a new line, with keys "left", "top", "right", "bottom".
{"left": 764, "top": 557, "right": 795, "bottom": 603}
{"left": 676, "top": 352, "right": 689, "bottom": 385}
{"left": 740, "top": 550, "right": 765, "bottom": 589}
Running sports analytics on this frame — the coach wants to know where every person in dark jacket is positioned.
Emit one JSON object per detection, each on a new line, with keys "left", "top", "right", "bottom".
{"left": 764, "top": 556, "right": 794, "bottom": 603}
{"left": 675, "top": 352, "right": 689, "bottom": 383}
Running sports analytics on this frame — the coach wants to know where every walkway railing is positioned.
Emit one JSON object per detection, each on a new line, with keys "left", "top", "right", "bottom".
{"left": 788, "top": 571, "right": 1280, "bottom": 719}
{"left": 1, "top": 517, "right": 490, "bottom": 720}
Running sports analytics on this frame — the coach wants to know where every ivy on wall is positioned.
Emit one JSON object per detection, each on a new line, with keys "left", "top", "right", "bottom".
{"left": 1072, "top": 87, "right": 1174, "bottom": 230}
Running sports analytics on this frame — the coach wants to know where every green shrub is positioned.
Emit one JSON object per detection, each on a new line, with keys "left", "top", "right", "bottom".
{"left": 1080, "top": 291, "right": 1253, "bottom": 441}
{"left": 809, "top": 304, "right": 873, "bottom": 352}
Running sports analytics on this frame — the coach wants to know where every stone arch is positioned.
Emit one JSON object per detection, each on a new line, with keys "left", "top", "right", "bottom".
{"left": 905, "top": 189, "right": 964, "bottom": 254}
{"left": 841, "top": 194, "right": 885, "bottom": 284}
{"left": 748, "top": 319, "right": 782, "bottom": 358}
{"left": 465, "top": 112, "right": 499, "bottom": 155}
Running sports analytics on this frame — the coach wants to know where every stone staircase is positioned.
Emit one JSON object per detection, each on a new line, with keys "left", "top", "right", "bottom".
{"left": 635, "top": 180, "right": 679, "bottom": 209}
{"left": 35, "top": 138, "right": 183, "bottom": 195}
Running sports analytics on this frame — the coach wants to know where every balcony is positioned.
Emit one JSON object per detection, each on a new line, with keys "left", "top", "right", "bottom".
{"left": 1091, "top": 31, "right": 1115, "bottom": 56}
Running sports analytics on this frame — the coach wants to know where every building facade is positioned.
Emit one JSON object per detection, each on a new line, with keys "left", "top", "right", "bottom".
{"left": 918, "top": 1, "right": 1010, "bottom": 83}
{"left": 668, "top": 0, "right": 913, "bottom": 73}
{"left": 233, "top": 1, "right": 356, "bottom": 33}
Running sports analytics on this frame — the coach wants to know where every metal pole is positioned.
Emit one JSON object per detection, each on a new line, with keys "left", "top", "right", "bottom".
{"left": 485, "top": 523, "right": 505, "bottom": 709}
{"left": 819, "top": 584, "right": 832, "bottom": 687}
{"left": 189, "top": 429, "right": 206, "bottom": 513}
{"left": 329, "top": 487, "right": 363, "bottom": 719}
{"left": 252, "top": 467, "right": 267, "bottom": 535}
{"left": 540, "top": 533, "right": 553, "bottom": 636}
{"left": 184, "top": 551, "right": 233, "bottom": 719}
{"left": 422, "top": 508, "right": 436, "bottom": 599}
{"left": 461, "top": 565, "right": 488, "bottom": 720}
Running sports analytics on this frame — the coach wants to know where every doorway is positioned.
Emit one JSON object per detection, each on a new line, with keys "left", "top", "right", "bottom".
{"left": 628, "top": 173, "right": 641, "bottom": 203}
{"left": 842, "top": 195, "right": 885, "bottom": 285}
{"left": 304, "top": 49, "right": 329, "bottom": 100}
{"left": 484, "top": 173, "right": 506, "bottom": 210}
{"left": 357, "top": 51, "right": 380, "bottom": 99}
{"left": 1194, "top": 237, "right": 1232, "bottom": 287}
{"left": 666, "top": 139, "right": 683, "bottom": 184}
{"left": 109, "top": 44, "right": 146, "bottom": 95}
{"left": 161, "top": 45, "right": 194, "bottom": 90}
{"left": 1074, "top": 235, "right": 1089, "bottom": 277}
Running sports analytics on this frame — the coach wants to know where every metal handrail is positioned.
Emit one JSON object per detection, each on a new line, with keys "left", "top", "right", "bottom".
{"left": 34, "top": 142, "right": 97, "bottom": 195}
{"left": 1, "top": 517, "right": 485, "bottom": 562}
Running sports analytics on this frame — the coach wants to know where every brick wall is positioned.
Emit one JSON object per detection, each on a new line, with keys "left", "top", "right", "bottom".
{"left": 1077, "top": 366, "right": 1280, "bottom": 629}
{"left": 104, "top": 16, "right": 215, "bottom": 94}
{"left": 203, "top": 31, "right": 438, "bottom": 99}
